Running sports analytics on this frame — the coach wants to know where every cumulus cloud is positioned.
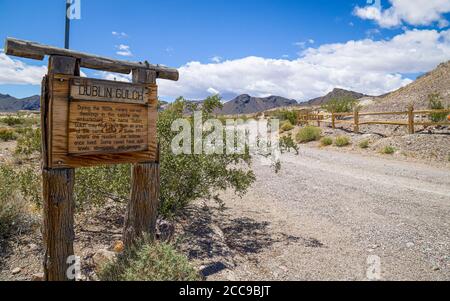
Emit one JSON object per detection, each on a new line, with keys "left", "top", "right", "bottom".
{"left": 210, "top": 56, "right": 222, "bottom": 63}
{"left": 116, "top": 44, "right": 133, "bottom": 57}
{"left": 158, "top": 29, "right": 450, "bottom": 101}
{"left": 112, "top": 31, "right": 128, "bottom": 38}
{"left": 355, "top": 0, "right": 450, "bottom": 28}
{"left": 0, "top": 52, "right": 47, "bottom": 85}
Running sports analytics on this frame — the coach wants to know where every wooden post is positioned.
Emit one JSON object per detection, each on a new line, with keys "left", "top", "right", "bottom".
{"left": 354, "top": 107, "right": 360, "bottom": 133}
{"left": 42, "top": 55, "right": 78, "bottom": 281}
{"left": 123, "top": 69, "right": 160, "bottom": 247}
{"left": 331, "top": 112, "right": 336, "bottom": 129}
{"left": 408, "top": 105, "right": 415, "bottom": 134}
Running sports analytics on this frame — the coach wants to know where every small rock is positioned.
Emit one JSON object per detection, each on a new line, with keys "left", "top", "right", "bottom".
{"left": 11, "top": 267, "right": 21, "bottom": 275}
{"left": 28, "top": 243, "right": 39, "bottom": 251}
{"left": 31, "top": 273, "right": 44, "bottom": 281}
{"left": 92, "top": 249, "right": 116, "bottom": 271}
{"left": 113, "top": 240, "right": 124, "bottom": 253}
{"left": 406, "top": 242, "right": 415, "bottom": 248}
{"left": 432, "top": 266, "right": 440, "bottom": 271}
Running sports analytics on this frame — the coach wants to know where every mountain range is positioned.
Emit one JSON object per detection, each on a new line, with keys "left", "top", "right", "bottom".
{"left": 0, "top": 94, "right": 40, "bottom": 112}
{"left": 301, "top": 88, "right": 368, "bottom": 107}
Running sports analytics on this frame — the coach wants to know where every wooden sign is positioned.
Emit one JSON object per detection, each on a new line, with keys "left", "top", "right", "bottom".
{"left": 67, "top": 78, "right": 150, "bottom": 156}
{"left": 45, "top": 74, "right": 158, "bottom": 169}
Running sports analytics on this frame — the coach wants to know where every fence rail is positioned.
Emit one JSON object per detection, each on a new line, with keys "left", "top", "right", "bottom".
{"left": 297, "top": 106, "right": 450, "bottom": 134}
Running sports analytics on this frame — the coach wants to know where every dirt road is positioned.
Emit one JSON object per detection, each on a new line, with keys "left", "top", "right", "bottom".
{"left": 185, "top": 146, "right": 450, "bottom": 281}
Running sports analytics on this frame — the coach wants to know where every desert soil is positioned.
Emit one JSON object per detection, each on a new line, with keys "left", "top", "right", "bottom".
{"left": 180, "top": 146, "right": 450, "bottom": 281}
{"left": 1, "top": 144, "right": 449, "bottom": 281}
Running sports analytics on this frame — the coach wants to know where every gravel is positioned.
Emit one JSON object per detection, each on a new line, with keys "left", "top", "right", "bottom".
{"left": 196, "top": 146, "right": 450, "bottom": 281}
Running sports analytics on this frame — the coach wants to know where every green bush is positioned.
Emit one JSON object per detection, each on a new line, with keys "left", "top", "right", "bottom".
{"left": 320, "top": 137, "right": 333, "bottom": 146}
{"left": 321, "top": 97, "right": 358, "bottom": 114}
{"left": 76, "top": 95, "right": 256, "bottom": 217}
{"left": 15, "top": 128, "right": 42, "bottom": 156}
{"left": 98, "top": 240, "right": 201, "bottom": 281}
{"left": 0, "top": 116, "right": 25, "bottom": 127}
{"left": 280, "top": 121, "right": 294, "bottom": 133}
{"left": 0, "top": 128, "right": 17, "bottom": 141}
{"left": 334, "top": 136, "right": 350, "bottom": 147}
{"left": 295, "top": 126, "right": 322, "bottom": 143}
{"left": 280, "top": 135, "right": 299, "bottom": 155}
{"left": 271, "top": 109, "right": 298, "bottom": 125}
{"left": 428, "top": 93, "right": 448, "bottom": 122}
{"left": 381, "top": 146, "right": 396, "bottom": 154}
{"left": 359, "top": 139, "right": 370, "bottom": 149}
{"left": 0, "top": 165, "right": 28, "bottom": 238}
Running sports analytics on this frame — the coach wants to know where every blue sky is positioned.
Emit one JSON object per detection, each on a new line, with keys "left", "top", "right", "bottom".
{"left": 1, "top": 0, "right": 450, "bottom": 101}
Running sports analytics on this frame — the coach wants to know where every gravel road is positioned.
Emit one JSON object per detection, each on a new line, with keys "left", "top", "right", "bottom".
{"left": 196, "top": 146, "right": 450, "bottom": 281}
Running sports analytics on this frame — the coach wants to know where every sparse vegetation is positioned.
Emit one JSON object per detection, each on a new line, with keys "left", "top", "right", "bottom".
{"left": 98, "top": 239, "right": 201, "bottom": 281}
{"left": 0, "top": 116, "right": 25, "bottom": 127}
{"left": 320, "top": 137, "right": 333, "bottom": 146}
{"left": 359, "top": 139, "right": 370, "bottom": 149}
{"left": 428, "top": 93, "right": 448, "bottom": 122}
{"left": 280, "top": 121, "right": 294, "bottom": 133}
{"left": 295, "top": 126, "right": 322, "bottom": 143}
{"left": 334, "top": 136, "right": 350, "bottom": 147}
{"left": 381, "top": 146, "right": 396, "bottom": 155}
{"left": 271, "top": 109, "right": 298, "bottom": 125}
{"left": 15, "top": 127, "right": 42, "bottom": 156}
{"left": 0, "top": 165, "right": 32, "bottom": 238}
{"left": 280, "top": 135, "right": 299, "bottom": 154}
{"left": 0, "top": 128, "right": 17, "bottom": 141}
{"left": 321, "top": 97, "right": 357, "bottom": 114}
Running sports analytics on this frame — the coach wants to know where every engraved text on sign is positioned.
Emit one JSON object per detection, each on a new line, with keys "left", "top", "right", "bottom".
{"left": 68, "top": 78, "right": 150, "bottom": 155}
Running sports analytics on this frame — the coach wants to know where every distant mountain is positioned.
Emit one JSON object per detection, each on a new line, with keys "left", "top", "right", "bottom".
{"left": 219, "top": 94, "right": 298, "bottom": 115}
{"left": 302, "top": 88, "right": 368, "bottom": 107}
{"left": 365, "top": 61, "right": 450, "bottom": 112}
{"left": 0, "top": 93, "right": 40, "bottom": 112}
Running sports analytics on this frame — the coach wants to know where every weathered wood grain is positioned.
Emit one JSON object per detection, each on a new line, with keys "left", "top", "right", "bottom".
{"left": 5, "top": 37, "right": 179, "bottom": 80}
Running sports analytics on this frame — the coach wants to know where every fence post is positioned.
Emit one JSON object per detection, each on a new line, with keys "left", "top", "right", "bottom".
{"left": 42, "top": 55, "right": 78, "bottom": 281}
{"left": 123, "top": 69, "right": 160, "bottom": 247}
{"left": 353, "top": 107, "right": 360, "bottom": 133}
{"left": 408, "top": 105, "right": 415, "bottom": 134}
{"left": 331, "top": 112, "right": 336, "bottom": 129}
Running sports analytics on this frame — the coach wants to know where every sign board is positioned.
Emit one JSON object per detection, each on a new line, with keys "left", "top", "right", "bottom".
{"left": 46, "top": 75, "right": 158, "bottom": 168}
{"left": 68, "top": 78, "right": 150, "bottom": 155}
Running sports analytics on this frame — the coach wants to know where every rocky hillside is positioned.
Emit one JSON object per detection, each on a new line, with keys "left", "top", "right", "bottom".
{"left": 302, "top": 88, "right": 368, "bottom": 107}
{"left": 364, "top": 61, "right": 450, "bottom": 112}
{"left": 0, "top": 94, "right": 40, "bottom": 112}
{"left": 219, "top": 94, "right": 298, "bottom": 115}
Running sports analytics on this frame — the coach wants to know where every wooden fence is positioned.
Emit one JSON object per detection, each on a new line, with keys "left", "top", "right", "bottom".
{"left": 297, "top": 106, "right": 450, "bottom": 134}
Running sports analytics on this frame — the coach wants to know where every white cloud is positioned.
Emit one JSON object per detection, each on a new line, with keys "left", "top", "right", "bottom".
{"left": 158, "top": 29, "right": 450, "bottom": 101}
{"left": 97, "top": 71, "right": 131, "bottom": 83}
{"left": 112, "top": 31, "right": 128, "bottom": 38}
{"left": 0, "top": 52, "right": 47, "bottom": 85}
{"left": 116, "top": 44, "right": 132, "bottom": 57}
{"left": 210, "top": 56, "right": 222, "bottom": 63}
{"left": 355, "top": 0, "right": 450, "bottom": 28}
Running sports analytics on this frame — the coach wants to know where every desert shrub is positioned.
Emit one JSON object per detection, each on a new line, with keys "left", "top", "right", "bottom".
{"left": 15, "top": 127, "right": 41, "bottom": 156}
{"left": 280, "top": 135, "right": 299, "bottom": 155}
{"left": 320, "top": 137, "right": 333, "bottom": 146}
{"left": 381, "top": 146, "right": 396, "bottom": 154}
{"left": 321, "top": 97, "right": 357, "bottom": 114}
{"left": 0, "top": 116, "right": 25, "bottom": 127}
{"left": 0, "top": 165, "right": 30, "bottom": 238}
{"left": 359, "top": 139, "right": 370, "bottom": 149}
{"left": 17, "top": 166, "right": 42, "bottom": 208}
{"left": 0, "top": 128, "right": 17, "bottom": 141}
{"left": 75, "top": 95, "right": 256, "bottom": 217}
{"left": 296, "top": 126, "right": 322, "bottom": 143}
{"left": 428, "top": 93, "right": 448, "bottom": 122}
{"left": 280, "top": 121, "right": 294, "bottom": 133}
{"left": 98, "top": 239, "right": 201, "bottom": 281}
{"left": 334, "top": 136, "right": 350, "bottom": 147}
{"left": 271, "top": 109, "right": 297, "bottom": 125}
